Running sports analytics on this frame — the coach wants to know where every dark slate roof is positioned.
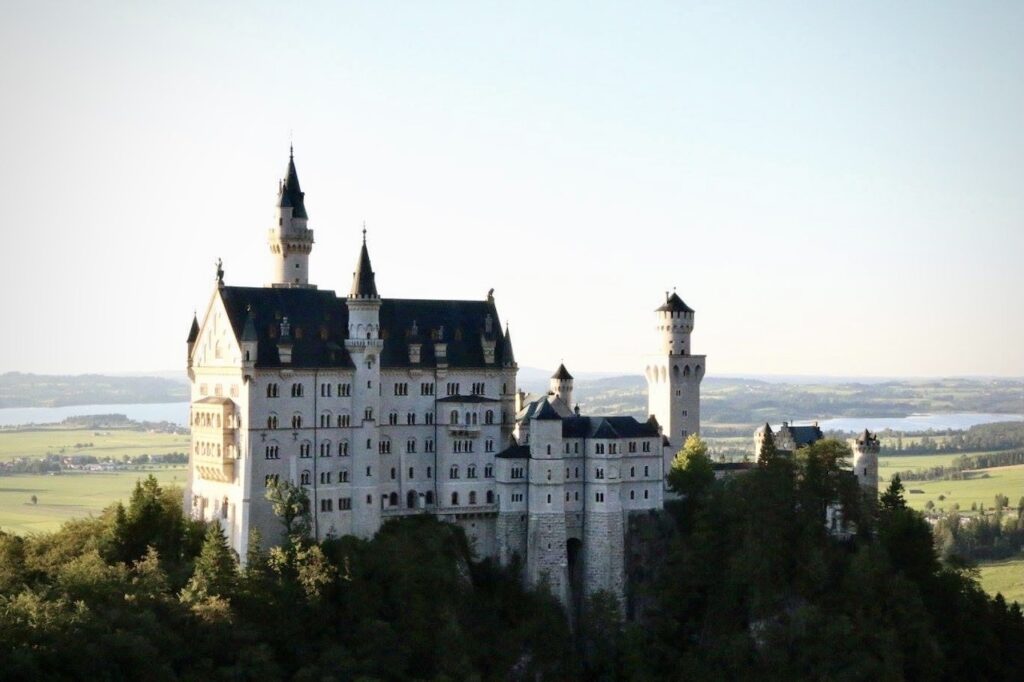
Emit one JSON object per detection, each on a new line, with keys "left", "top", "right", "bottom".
{"left": 350, "top": 238, "right": 378, "bottom": 298}
{"left": 533, "top": 400, "right": 562, "bottom": 421}
{"left": 778, "top": 424, "right": 824, "bottom": 447}
{"left": 187, "top": 315, "right": 200, "bottom": 343}
{"left": 656, "top": 292, "right": 694, "bottom": 313}
{"left": 437, "top": 395, "right": 500, "bottom": 403}
{"left": 277, "top": 150, "right": 308, "bottom": 219}
{"left": 560, "top": 416, "right": 661, "bottom": 439}
{"left": 552, "top": 364, "right": 573, "bottom": 380}
{"left": 496, "top": 444, "right": 530, "bottom": 459}
{"left": 216, "top": 286, "right": 510, "bottom": 370}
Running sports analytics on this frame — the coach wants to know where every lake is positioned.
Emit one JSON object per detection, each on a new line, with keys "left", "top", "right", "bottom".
{"left": 785, "top": 413, "right": 1023, "bottom": 434}
{"left": 0, "top": 402, "right": 191, "bottom": 428}
{"left": 0, "top": 403, "right": 1019, "bottom": 433}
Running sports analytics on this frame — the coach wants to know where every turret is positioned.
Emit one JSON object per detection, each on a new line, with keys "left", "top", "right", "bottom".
{"left": 645, "top": 289, "right": 706, "bottom": 450}
{"left": 240, "top": 307, "right": 257, "bottom": 372}
{"left": 268, "top": 147, "right": 315, "bottom": 288}
{"left": 550, "top": 364, "right": 573, "bottom": 406}
{"left": 656, "top": 291, "right": 694, "bottom": 355}
{"left": 344, "top": 228, "right": 384, "bottom": 538}
{"left": 852, "top": 429, "right": 880, "bottom": 498}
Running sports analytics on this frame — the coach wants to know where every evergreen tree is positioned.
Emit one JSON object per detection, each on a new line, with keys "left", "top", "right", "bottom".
{"left": 181, "top": 522, "right": 237, "bottom": 602}
{"left": 756, "top": 426, "right": 779, "bottom": 465}
{"left": 880, "top": 474, "right": 907, "bottom": 512}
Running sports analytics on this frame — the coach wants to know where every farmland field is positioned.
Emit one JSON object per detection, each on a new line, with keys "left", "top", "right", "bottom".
{"left": 978, "top": 557, "right": 1024, "bottom": 605}
{"left": 0, "top": 467, "right": 189, "bottom": 534}
{"left": 879, "top": 460, "right": 1024, "bottom": 514}
{"left": 0, "top": 427, "right": 189, "bottom": 461}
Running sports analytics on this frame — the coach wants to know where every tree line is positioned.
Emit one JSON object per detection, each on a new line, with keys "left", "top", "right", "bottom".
{"left": 2, "top": 439, "right": 1024, "bottom": 680}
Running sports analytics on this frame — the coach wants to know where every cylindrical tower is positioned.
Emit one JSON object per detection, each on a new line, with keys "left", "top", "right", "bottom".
{"left": 852, "top": 429, "right": 880, "bottom": 498}
{"left": 549, "top": 364, "right": 574, "bottom": 406}
{"left": 268, "top": 147, "right": 315, "bottom": 288}
{"left": 645, "top": 291, "right": 706, "bottom": 455}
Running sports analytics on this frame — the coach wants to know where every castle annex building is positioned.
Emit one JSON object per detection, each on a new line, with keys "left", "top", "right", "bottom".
{"left": 185, "top": 150, "right": 705, "bottom": 603}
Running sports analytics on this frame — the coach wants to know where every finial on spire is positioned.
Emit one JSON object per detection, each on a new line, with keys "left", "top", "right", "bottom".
{"left": 362, "top": 221, "right": 367, "bottom": 243}
{"left": 215, "top": 258, "right": 224, "bottom": 286}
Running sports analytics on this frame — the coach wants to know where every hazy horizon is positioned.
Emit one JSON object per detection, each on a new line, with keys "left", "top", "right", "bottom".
{"left": 2, "top": 2, "right": 1022, "bottom": 378}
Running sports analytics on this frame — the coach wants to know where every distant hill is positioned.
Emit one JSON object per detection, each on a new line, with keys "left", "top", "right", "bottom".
{"left": 0, "top": 372, "right": 189, "bottom": 408}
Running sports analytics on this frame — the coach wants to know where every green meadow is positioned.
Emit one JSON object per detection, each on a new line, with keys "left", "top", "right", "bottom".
{"left": 0, "top": 428, "right": 189, "bottom": 461}
{"left": 0, "top": 467, "right": 189, "bottom": 534}
{"left": 877, "top": 453, "right": 1024, "bottom": 514}
{"left": 978, "top": 557, "right": 1024, "bottom": 605}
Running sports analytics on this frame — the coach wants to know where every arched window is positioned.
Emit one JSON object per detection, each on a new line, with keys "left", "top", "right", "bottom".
{"left": 469, "top": 491, "right": 477, "bottom": 505}
{"left": 389, "top": 492, "right": 398, "bottom": 507}
{"left": 425, "top": 491, "right": 434, "bottom": 505}
{"left": 451, "top": 492, "right": 459, "bottom": 506}
{"left": 221, "top": 497, "right": 228, "bottom": 519}
{"left": 300, "top": 470, "right": 311, "bottom": 485}
{"left": 450, "top": 410, "right": 459, "bottom": 424}
{"left": 486, "top": 490, "right": 494, "bottom": 504}
{"left": 485, "top": 410, "right": 494, "bottom": 425}
{"left": 291, "top": 414, "right": 302, "bottom": 429}
{"left": 407, "top": 490, "right": 417, "bottom": 509}
{"left": 683, "top": 365, "right": 691, "bottom": 377}
{"left": 267, "top": 414, "right": 278, "bottom": 429}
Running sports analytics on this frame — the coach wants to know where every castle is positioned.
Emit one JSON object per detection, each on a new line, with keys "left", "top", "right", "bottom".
{"left": 184, "top": 150, "right": 704, "bottom": 605}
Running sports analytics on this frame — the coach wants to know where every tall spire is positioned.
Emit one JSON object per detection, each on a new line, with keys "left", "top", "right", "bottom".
{"left": 349, "top": 226, "right": 379, "bottom": 298}
{"left": 502, "top": 323, "right": 516, "bottom": 367}
{"left": 277, "top": 147, "right": 307, "bottom": 219}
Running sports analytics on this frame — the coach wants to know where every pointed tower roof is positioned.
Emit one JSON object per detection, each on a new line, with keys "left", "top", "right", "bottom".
{"left": 502, "top": 324, "right": 516, "bottom": 367}
{"left": 277, "top": 146, "right": 308, "bottom": 219}
{"left": 241, "top": 307, "right": 258, "bottom": 342}
{"left": 656, "top": 291, "right": 694, "bottom": 313}
{"left": 186, "top": 314, "right": 200, "bottom": 343}
{"left": 552, "top": 363, "right": 573, "bottom": 381}
{"left": 533, "top": 399, "right": 562, "bottom": 421}
{"left": 349, "top": 227, "right": 379, "bottom": 298}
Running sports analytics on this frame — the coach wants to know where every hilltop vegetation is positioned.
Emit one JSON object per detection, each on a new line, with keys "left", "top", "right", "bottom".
{"left": 1, "top": 443, "right": 1022, "bottom": 680}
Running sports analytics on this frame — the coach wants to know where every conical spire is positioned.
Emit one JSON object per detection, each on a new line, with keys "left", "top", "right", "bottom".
{"left": 349, "top": 226, "right": 378, "bottom": 298}
{"left": 241, "top": 307, "right": 258, "bottom": 342}
{"left": 277, "top": 146, "right": 308, "bottom": 219}
{"left": 552, "top": 363, "right": 573, "bottom": 381}
{"left": 501, "top": 323, "right": 516, "bottom": 367}
{"left": 186, "top": 313, "right": 200, "bottom": 343}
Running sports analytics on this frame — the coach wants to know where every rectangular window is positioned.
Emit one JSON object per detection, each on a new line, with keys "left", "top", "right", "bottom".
{"left": 339, "top": 497, "right": 352, "bottom": 510}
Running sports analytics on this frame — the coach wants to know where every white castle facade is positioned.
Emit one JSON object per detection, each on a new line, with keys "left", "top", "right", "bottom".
{"left": 185, "top": 151, "right": 705, "bottom": 604}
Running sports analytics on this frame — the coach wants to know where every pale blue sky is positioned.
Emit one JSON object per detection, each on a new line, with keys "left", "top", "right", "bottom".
{"left": 1, "top": 1, "right": 1021, "bottom": 377}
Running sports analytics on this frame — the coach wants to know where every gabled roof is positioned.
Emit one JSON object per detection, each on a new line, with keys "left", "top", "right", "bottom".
{"left": 215, "top": 286, "right": 511, "bottom": 370}
{"left": 656, "top": 292, "right": 694, "bottom": 313}
{"left": 777, "top": 423, "right": 824, "bottom": 447}
{"left": 277, "top": 148, "right": 308, "bottom": 219}
{"left": 350, "top": 236, "right": 378, "bottom": 298}
{"left": 552, "top": 364, "right": 573, "bottom": 381}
